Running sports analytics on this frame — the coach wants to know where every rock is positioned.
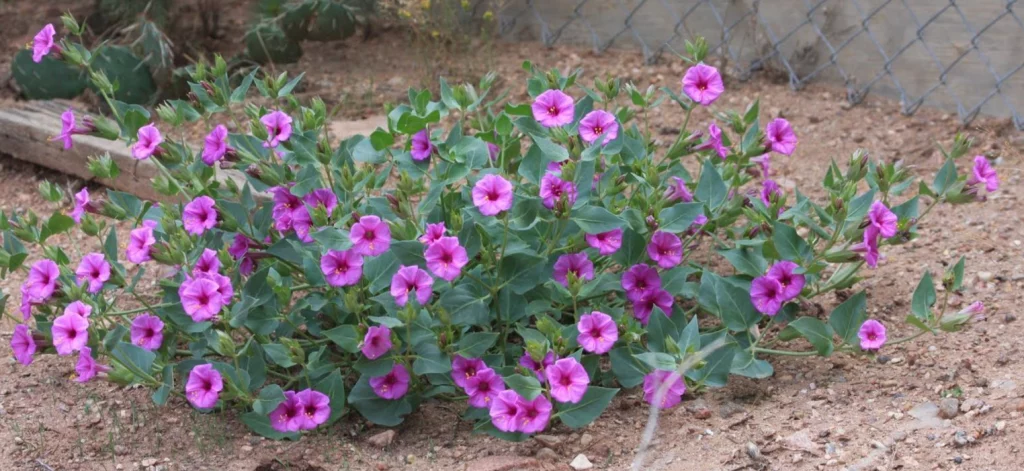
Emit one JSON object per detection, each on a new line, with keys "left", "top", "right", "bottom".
{"left": 781, "top": 430, "right": 822, "bottom": 455}
{"left": 141, "top": 458, "right": 158, "bottom": 467}
{"left": 368, "top": 429, "right": 396, "bottom": 447}
{"left": 570, "top": 454, "right": 593, "bottom": 470}
{"left": 720, "top": 402, "right": 747, "bottom": 418}
{"left": 960, "top": 398, "right": 984, "bottom": 413}
{"left": 952, "top": 430, "right": 971, "bottom": 447}
{"left": 535, "top": 448, "right": 558, "bottom": 461}
{"left": 939, "top": 398, "right": 960, "bottom": 419}
{"left": 746, "top": 442, "right": 762, "bottom": 460}
{"left": 978, "top": 271, "right": 994, "bottom": 282}
{"left": 995, "top": 420, "right": 1007, "bottom": 432}
{"left": 580, "top": 433, "right": 593, "bottom": 447}
{"left": 464, "top": 456, "right": 542, "bottom": 471}
{"left": 405, "top": 455, "right": 415, "bottom": 464}
{"left": 534, "top": 434, "right": 562, "bottom": 448}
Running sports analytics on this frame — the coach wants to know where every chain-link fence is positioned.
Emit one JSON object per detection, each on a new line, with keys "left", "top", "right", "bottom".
{"left": 477, "top": 0, "right": 1024, "bottom": 129}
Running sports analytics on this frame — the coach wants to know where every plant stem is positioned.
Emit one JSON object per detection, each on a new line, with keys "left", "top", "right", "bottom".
{"left": 752, "top": 347, "right": 819, "bottom": 357}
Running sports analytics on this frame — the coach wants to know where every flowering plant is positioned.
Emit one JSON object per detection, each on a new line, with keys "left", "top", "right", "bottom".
{"left": 3, "top": 22, "right": 997, "bottom": 439}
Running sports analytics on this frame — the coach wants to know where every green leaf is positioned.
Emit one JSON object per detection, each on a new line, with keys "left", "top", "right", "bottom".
{"left": 314, "top": 369, "right": 347, "bottom": 425}
{"left": 311, "top": 227, "right": 352, "bottom": 251}
{"left": 440, "top": 283, "right": 490, "bottom": 326}
{"left": 950, "top": 257, "right": 965, "bottom": 291}
{"left": 911, "top": 271, "right": 936, "bottom": 321}
{"left": 646, "top": 308, "right": 676, "bottom": 353}
{"left": 102, "top": 324, "right": 129, "bottom": 352}
{"left": 635, "top": 352, "right": 677, "bottom": 371}
{"left": 498, "top": 253, "right": 547, "bottom": 295}
{"left": 743, "top": 98, "right": 760, "bottom": 125}
{"left": 277, "top": 72, "right": 305, "bottom": 97}
{"left": 772, "top": 221, "right": 812, "bottom": 262}
{"left": 694, "top": 160, "right": 727, "bottom": 208}
{"left": 828, "top": 291, "right": 867, "bottom": 346}
{"left": 456, "top": 332, "right": 499, "bottom": 358}
{"left": 370, "top": 128, "right": 394, "bottom": 150}
{"left": 368, "top": 316, "right": 404, "bottom": 329}
{"left": 571, "top": 206, "right": 624, "bottom": 234}
{"left": 698, "top": 272, "right": 761, "bottom": 331}
{"left": 504, "top": 374, "right": 543, "bottom": 400}
{"left": 230, "top": 69, "right": 257, "bottom": 102}
{"left": 677, "top": 316, "right": 701, "bottom": 354}
{"left": 348, "top": 375, "right": 413, "bottom": 426}
{"left": 686, "top": 345, "right": 733, "bottom": 388}
{"left": 391, "top": 240, "right": 426, "bottom": 266}
{"left": 613, "top": 228, "right": 647, "bottom": 268}
{"left": 413, "top": 344, "right": 451, "bottom": 375}
{"left": 39, "top": 214, "right": 75, "bottom": 242}
{"left": 241, "top": 411, "right": 299, "bottom": 440}
{"left": 151, "top": 365, "right": 173, "bottom": 406}
{"left": 905, "top": 314, "right": 935, "bottom": 334}
{"left": 555, "top": 387, "right": 618, "bottom": 428}
{"left": 844, "top": 190, "right": 877, "bottom": 224}
{"left": 658, "top": 203, "right": 703, "bottom": 233}
{"left": 323, "top": 325, "right": 361, "bottom": 353}
{"left": 239, "top": 341, "right": 267, "bottom": 391}
{"left": 353, "top": 356, "right": 395, "bottom": 377}
{"left": 253, "top": 384, "right": 286, "bottom": 415}
{"left": 112, "top": 342, "right": 156, "bottom": 378}
{"left": 363, "top": 251, "right": 400, "bottom": 293}
{"left": 718, "top": 247, "right": 768, "bottom": 277}
{"left": 729, "top": 347, "right": 774, "bottom": 378}
{"left": 263, "top": 343, "right": 298, "bottom": 367}
{"left": 609, "top": 346, "right": 647, "bottom": 388}
{"left": 779, "top": 317, "right": 835, "bottom": 356}
{"left": 932, "top": 158, "right": 958, "bottom": 196}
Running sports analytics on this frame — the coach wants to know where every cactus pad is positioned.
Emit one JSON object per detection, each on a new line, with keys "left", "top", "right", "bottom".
{"left": 93, "top": 46, "right": 159, "bottom": 105}
{"left": 245, "top": 22, "right": 303, "bottom": 65}
{"left": 10, "top": 49, "right": 88, "bottom": 100}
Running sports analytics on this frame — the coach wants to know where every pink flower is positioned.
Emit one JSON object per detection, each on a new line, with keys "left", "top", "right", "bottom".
{"left": 585, "top": 228, "right": 623, "bottom": 256}
{"left": 867, "top": 201, "right": 898, "bottom": 238}
{"left": 261, "top": 111, "right": 292, "bottom": 148}
{"left": 419, "top": 222, "right": 447, "bottom": 245}
{"left": 70, "top": 187, "right": 99, "bottom": 224}
{"left": 424, "top": 236, "right": 468, "bottom": 282}
{"left": 633, "top": 288, "right": 673, "bottom": 325}
{"left": 304, "top": 188, "right": 338, "bottom": 216}
{"left": 268, "top": 390, "right": 303, "bottom": 433}
{"left": 852, "top": 226, "right": 881, "bottom": 268}
{"left": 53, "top": 108, "right": 92, "bottom": 150}
{"left": 647, "top": 231, "right": 683, "bottom": 269}
{"left": 228, "top": 234, "right": 254, "bottom": 259}
{"left": 52, "top": 309, "right": 89, "bottom": 355}
{"left": 760, "top": 179, "right": 782, "bottom": 207}
{"left": 25, "top": 259, "right": 60, "bottom": 302}
{"left": 75, "top": 253, "right": 110, "bottom": 294}
{"left": 32, "top": 24, "right": 56, "bottom": 63}
{"left": 465, "top": 367, "right": 505, "bottom": 408}
{"left": 487, "top": 142, "right": 500, "bottom": 161}
{"left": 642, "top": 370, "right": 686, "bottom": 409}
{"left": 410, "top": 129, "right": 434, "bottom": 161}
{"left": 201, "top": 125, "right": 232, "bottom": 165}
{"left": 75, "top": 346, "right": 110, "bottom": 383}
{"left": 553, "top": 252, "right": 595, "bottom": 287}
{"left": 18, "top": 286, "right": 38, "bottom": 321}
{"left": 179, "top": 276, "right": 224, "bottom": 322}
{"left": 350, "top": 215, "right": 391, "bottom": 257}
{"left": 766, "top": 261, "right": 805, "bottom": 301}
{"left": 472, "top": 174, "right": 515, "bottom": 216}
{"left": 295, "top": 388, "right": 331, "bottom": 430}
{"left": 131, "top": 314, "right": 164, "bottom": 351}
{"left": 182, "top": 196, "right": 218, "bottom": 235}
{"left": 858, "top": 319, "right": 887, "bottom": 351}
{"left": 539, "top": 173, "right": 577, "bottom": 209}
{"left": 695, "top": 122, "right": 728, "bottom": 158}
{"left": 547, "top": 160, "right": 566, "bottom": 176}
{"left": 390, "top": 265, "right": 434, "bottom": 307}
{"left": 764, "top": 118, "right": 797, "bottom": 156}
{"left": 545, "top": 357, "right": 589, "bottom": 403}
{"left": 64, "top": 300, "right": 92, "bottom": 318}
{"left": 750, "top": 276, "right": 785, "bottom": 316}
{"left": 751, "top": 154, "right": 771, "bottom": 177}
{"left": 682, "top": 63, "right": 724, "bottom": 106}
{"left": 361, "top": 325, "right": 393, "bottom": 360}
{"left": 531, "top": 89, "right": 575, "bottom": 128}
{"left": 622, "top": 264, "right": 662, "bottom": 303}
{"left": 579, "top": 110, "right": 619, "bottom": 145}
{"left": 514, "top": 394, "right": 552, "bottom": 434}
{"left": 11, "top": 325, "right": 36, "bottom": 366}
{"left": 519, "top": 351, "right": 556, "bottom": 380}
{"left": 968, "top": 155, "right": 999, "bottom": 193}
{"left": 270, "top": 186, "right": 302, "bottom": 232}
{"left": 193, "top": 248, "right": 221, "bottom": 275}
{"left": 320, "top": 249, "right": 364, "bottom": 287}
{"left": 185, "top": 364, "right": 223, "bottom": 409}
{"left": 664, "top": 176, "right": 693, "bottom": 203}
{"left": 370, "top": 364, "right": 410, "bottom": 400}
{"left": 126, "top": 220, "right": 158, "bottom": 264}
{"left": 490, "top": 390, "right": 522, "bottom": 432}
{"left": 131, "top": 123, "right": 163, "bottom": 160}
{"left": 577, "top": 311, "right": 618, "bottom": 355}
{"left": 452, "top": 355, "right": 487, "bottom": 389}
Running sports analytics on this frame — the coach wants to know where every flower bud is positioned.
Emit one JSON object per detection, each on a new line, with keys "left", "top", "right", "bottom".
{"left": 645, "top": 214, "right": 659, "bottom": 231}
{"left": 90, "top": 116, "right": 121, "bottom": 141}
{"left": 525, "top": 340, "right": 547, "bottom": 363}
{"left": 155, "top": 103, "right": 179, "bottom": 126}
{"left": 212, "top": 330, "right": 237, "bottom": 357}
{"left": 101, "top": 200, "right": 127, "bottom": 220}
{"left": 939, "top": 301, "right": 984, "bottom": 332}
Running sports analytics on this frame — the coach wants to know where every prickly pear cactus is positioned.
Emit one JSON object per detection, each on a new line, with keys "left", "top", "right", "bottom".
{"left": 245, "top": 22, "right": 303, "bottom": 64}
{"left": 280, "top": 1, "right": 317, "bottom": 41}
{"left": 93, "top": 46, "right": 159, "bottom": 105}
{"left": 10, "top": 49, "right": 88, "bottom": 100}
{"left": 306, "top": 0, "right": 359, "bottom": 42}
{"left": 98, "top": 0, "right": 171, "bottom": 26}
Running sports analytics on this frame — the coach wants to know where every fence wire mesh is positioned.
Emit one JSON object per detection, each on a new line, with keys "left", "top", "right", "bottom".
{"left": 476, "top": 0, "right": 1024, "bottom": 129}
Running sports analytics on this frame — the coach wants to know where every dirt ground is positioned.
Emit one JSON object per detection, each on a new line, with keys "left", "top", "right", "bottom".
{"left": 2, "top": 3, "right": 1024, "bottom": 471}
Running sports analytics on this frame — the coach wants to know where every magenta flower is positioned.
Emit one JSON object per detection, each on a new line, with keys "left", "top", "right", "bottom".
{"left": 514, "top": 394, "right": 552, "bottom": 434}
{"left": 487, "top": 142, "right": 500, "bottom": 161}
{"left": 466, "top": 367, "right": 505, "bottom": 408}
{"left": 682, "top": 63, "right": 725, "bottom": 106}
{"left": 852, "top": 226, "right": 881, "bottom": 268}
{"left": 32, "top": 24, "right": 56, "bottom": 62}
{"left": 370, "top": 364, "right": 410, "bottom": 400}
{"left": 25, "top": 259, "right": 59, "bottom": 302}
{"left": 70, "top": 187, "right": 99, "bottom": 224}
{"left": 519, "top": 351, "right": 556, "bottom": 380}
{"left": 361, "top": 325, "right": 393, "bottom": 360}
{"left": 452, "top": 355, "right": 487, "bottom": 389}
{"left": 695, "top": 122, "right": 728, "bottom": 158}
{"left": 766, "top": 261, "right": 805, "bottom": 301}
{"left": 577, "top": 311, "right": 618, "bottom": 355}
{"left": 643, "top": 370, "right": 687, "bottom": 409}
{"left": 261, "top": 111, "right": 292, "bottom": 148}
{"left": 130, "top": 313, "right": 164, "bottom": 351}
{"left": 579, "top": 110, "right": 619, "bottom": 145}
{"left": 180, "top": 276, "right": 224, "bottom": 322}
{"left": 52, "top": 309, "right": 89, "bottom": 355}
{"left": 472, "top": 174, "right": 515, "bottom": 216}
{"left": 390, "top": 265, "right": 434, "bottom": 307}
{"left": 545, "top": 357, "right": 590, "bottom": 403}
{"left": 547, "top": 160, "right": 566, "bottom": 176}
{"left": 268, "top": 390, "right": 303, "bottom": 433}
{"left": 11, "top": 325, "right": 36, "bottom": 366}
{"left": 531, "top": 89, "right": 575, "bottom": 128}
{"left": 750, "top": 276, "right": 785, "bottom": 316}
{"left": 131, "top": 123, "right": 163, "bottom": 160}
{"left": 410, "top": 129, "right": 434, "bottom": 161}
{"left": 553, "top": 252, "right": 595, "bottom": 287}
{"left": 967, "top": 155, "right": 999, "bottom": 193}
{"left": 647, "top": 231, "right": 683, "bottom": 269}
{"left": 490, "top": 389, "right": 522, "bottom": 432}
{"left": 664, "top": 176, "right": 694, "bottom": 203}
{"left": 126, "top": 220, "right": 158, "bottom": 264}
{"left": 18, "top": 286, "right": 38, "bottom": 321}
{"left": 193, "top": 248, "right": 220, "bottom": 275}
{"left": 228, "top": 234, "right": 254, "bottom": 260}
{"left": 751, "top": 154, "right": 771, "bottom": 177}
{"left": 424, "top": 236, "right": 468, "bottom": 282}
{"left": 419, "top": 222, "right": 447, "bottom": 245}
{"left": 64, "top": 300, "right": 92, "bottom": 318}
{"left": 539, "top": 173, "right": 577, "bottom": 209}
{"left": 633, "top": 288, "right": 673, "bottom": 325}
{"left": 201, "top": 125, "right": 232, "bottom": 165}
{"left": 75, "top": 253, "right": 110, "bottom": 294}
{"left": 270, "top": 186, "right": 302, "bottom": 232}
{"left": 75, "top": 346, "right": 110, "bottom": 383}
{"left": 350, "top": 215, "right": 391, "bottom": 257}
{"left": 182, "top": 196, "right": 218, "bottom": 235}
{"left": 622, "top": 264, "right": 662, "bottom": 302}
{"left": 295, "top": 388, "right": 331, "bottom": 430}
{"left": 53, "top": 108, "right": 93, "bottom": 150}
{"left": 858, "top": 319, "right": 887, "bottom": 351}
{"left": 585, "top": 228, "right": 623, "bottom": 256}
{"left": 304, "top": 188, "right": 338, "bottom": 216}
{"left": 320, "top": 249, "right": 364, "bottom": 287}
{"left": 760, "top": 179, "right": 782, "bottom": 207}
{"left": 868, "top": 201, "right": 898, "bottom": 238}
{"left": 765, "top": 118, "right": 797, "bottom": 155}
{"left": 186, "top": 364, "right": 223, "bottom": 409}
